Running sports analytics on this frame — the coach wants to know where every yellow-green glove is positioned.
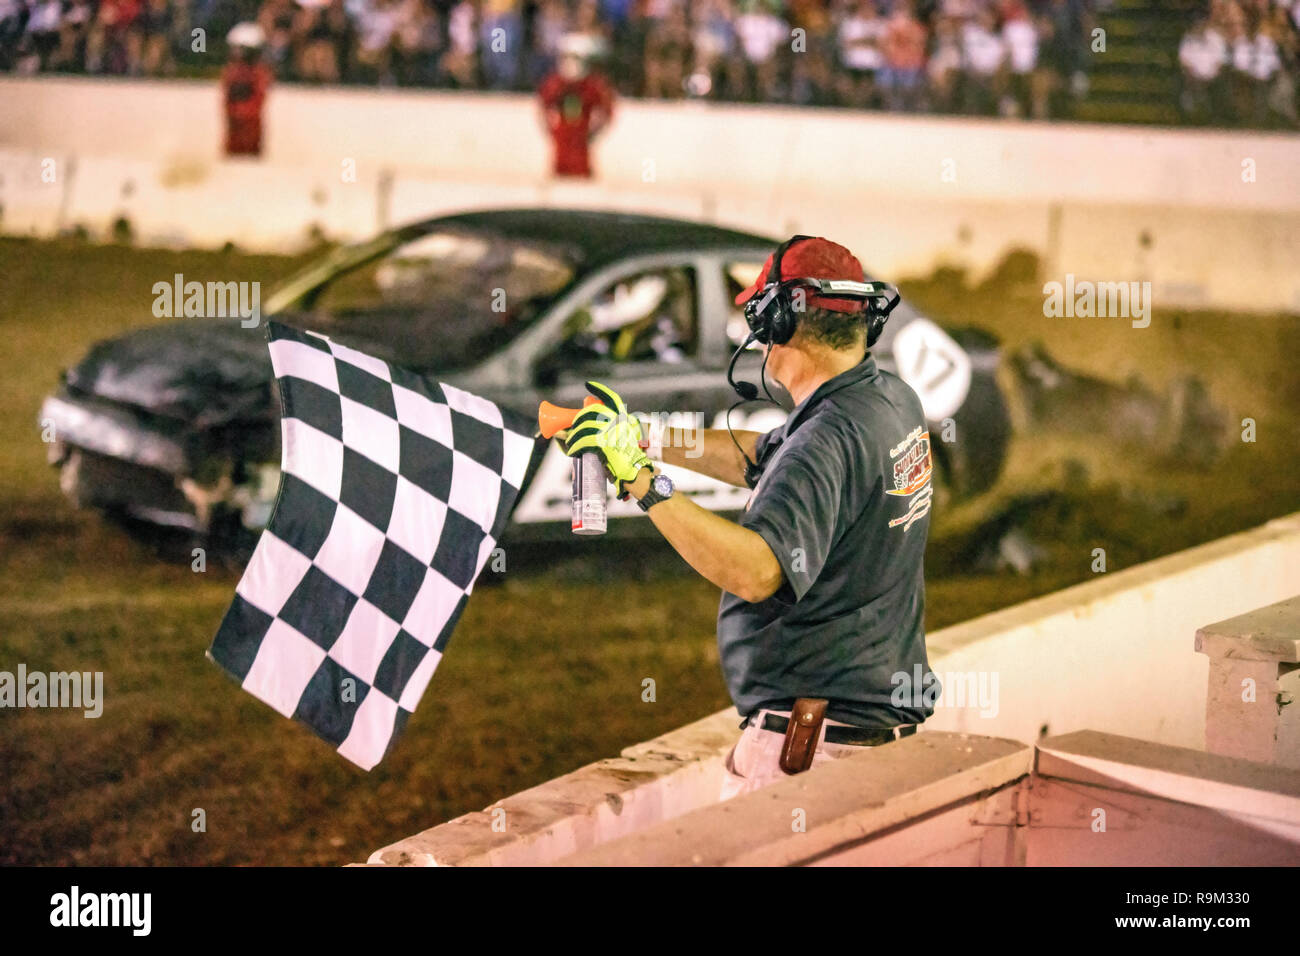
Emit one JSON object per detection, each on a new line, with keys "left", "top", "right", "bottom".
{"left": 562, "top": 381, "right": 651, "bottom": 497}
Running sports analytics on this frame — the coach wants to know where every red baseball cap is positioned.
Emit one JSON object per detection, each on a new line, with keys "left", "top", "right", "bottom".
{"left": 734, "top": 236, "right": 869, "bottom": 314}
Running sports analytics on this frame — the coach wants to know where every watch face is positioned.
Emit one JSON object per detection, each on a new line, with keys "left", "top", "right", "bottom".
{"left": 651, "top": 473, "right": 673, "bottom": 497}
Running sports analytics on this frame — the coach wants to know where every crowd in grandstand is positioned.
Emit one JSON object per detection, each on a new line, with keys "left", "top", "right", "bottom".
{"left": 2, "top": 0, "right": 1298, "bottom": 127}
{"left": 1179, "top": 0, "right": 1298, "bottom": 126}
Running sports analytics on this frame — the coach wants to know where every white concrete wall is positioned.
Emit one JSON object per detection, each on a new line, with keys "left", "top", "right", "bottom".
{"left": 5, "top": 77, "right": 1299, "bottom": 210}
{"left": 3, "top": 77, "right": 1299, "bottom": 311}
{"left": 924, "top": 513, "right": 1300, "bottom": 750}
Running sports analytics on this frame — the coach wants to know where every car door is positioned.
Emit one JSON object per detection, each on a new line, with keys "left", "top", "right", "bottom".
{"left": 511, "top": 253, "right": 769, "bottom": 528}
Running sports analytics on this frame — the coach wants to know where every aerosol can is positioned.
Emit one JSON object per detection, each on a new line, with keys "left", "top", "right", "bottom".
{"left": 538, "top": 398, "right": 607, "bottom": 535}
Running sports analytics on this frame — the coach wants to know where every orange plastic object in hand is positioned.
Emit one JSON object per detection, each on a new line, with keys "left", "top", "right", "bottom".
{"left": 537, "top": 396, "right": 600, "bottom": 439}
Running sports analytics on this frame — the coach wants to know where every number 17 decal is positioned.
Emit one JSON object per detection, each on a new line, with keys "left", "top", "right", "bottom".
{"left": 891, "top": 318, "right": 973, "bottom": 422}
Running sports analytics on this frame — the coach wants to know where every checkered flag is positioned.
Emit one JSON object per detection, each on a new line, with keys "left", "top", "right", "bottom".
{"left": 208, "top": 322, "right": 543, "bottom": 770}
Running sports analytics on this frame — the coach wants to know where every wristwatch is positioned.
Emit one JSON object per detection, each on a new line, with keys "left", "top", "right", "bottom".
{"left": 636, "top": 471, "right": 674, "bottom": 512}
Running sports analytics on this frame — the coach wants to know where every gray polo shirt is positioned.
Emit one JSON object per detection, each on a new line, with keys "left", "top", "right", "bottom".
{"left": 716, "top": 355, "right": 939, "bottom": 728}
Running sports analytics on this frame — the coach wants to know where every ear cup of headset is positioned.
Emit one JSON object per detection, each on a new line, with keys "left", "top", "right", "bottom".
{"left": 866, "top": 312, "right": 886, "bottom": 348}
{"left": 744, "top": 234, "right": 809, "bottom": 346}
{"left": 742, "top": 296, "right": 772, "bottom": 345}
{"left": 766, "top": 296, "right": 798, "bottom": 345}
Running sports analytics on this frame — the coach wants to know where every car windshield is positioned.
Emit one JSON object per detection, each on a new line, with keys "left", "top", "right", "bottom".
{"left": 299, "top": 228, "right": 580, "bottom": 372}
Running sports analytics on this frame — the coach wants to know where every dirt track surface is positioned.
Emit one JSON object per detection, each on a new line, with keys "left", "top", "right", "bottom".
{"left": 1, "top": 238, "right": 1296, "bottom": 864}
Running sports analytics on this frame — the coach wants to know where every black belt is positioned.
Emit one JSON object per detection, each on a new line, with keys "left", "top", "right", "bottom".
{"left": 750, "top": 713, "right": 917, "bottom": 747}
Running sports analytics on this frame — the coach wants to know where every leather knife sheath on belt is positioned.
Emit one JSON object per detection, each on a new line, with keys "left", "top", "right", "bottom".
{"left": 779, "top": 698, "right": 828, "bottom": 774}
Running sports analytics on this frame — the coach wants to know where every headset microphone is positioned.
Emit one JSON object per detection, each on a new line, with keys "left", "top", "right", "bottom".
{"left": 725, "top": 330, "right": 773, "bottom": 487}
{"left": 726, "top": 330, "right": 760, "bottom": 401}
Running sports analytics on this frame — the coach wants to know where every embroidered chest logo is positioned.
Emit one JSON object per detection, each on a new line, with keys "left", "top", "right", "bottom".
{"left": 886, "top": 426, "right": 933, "bottom": 532}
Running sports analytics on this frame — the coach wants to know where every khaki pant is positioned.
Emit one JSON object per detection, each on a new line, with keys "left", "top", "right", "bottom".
{"left": 719, "top": 708, "right": 882, "bottom": 801}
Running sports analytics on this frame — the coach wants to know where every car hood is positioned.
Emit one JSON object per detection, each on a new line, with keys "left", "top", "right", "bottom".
{"left": 64, "top": 320, "right": 274, "bottom": 429}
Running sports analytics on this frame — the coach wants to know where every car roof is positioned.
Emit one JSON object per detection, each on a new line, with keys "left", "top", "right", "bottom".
{"left": 408, "top": 208, "right": 777, "bottom": 267}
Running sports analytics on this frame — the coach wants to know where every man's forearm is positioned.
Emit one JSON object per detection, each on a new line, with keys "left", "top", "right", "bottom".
{"left": 624, "top": 469, "right": 782, "bottom": 603}
{"left": 655, "top": 426, "right": 761, "bottom": 487}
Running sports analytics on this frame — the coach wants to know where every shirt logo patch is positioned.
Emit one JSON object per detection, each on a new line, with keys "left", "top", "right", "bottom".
{"left": 886, "top": 427, "right": 933, "bottom": 532}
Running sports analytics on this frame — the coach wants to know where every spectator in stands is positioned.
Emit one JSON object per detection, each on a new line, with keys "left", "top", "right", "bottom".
{"left": 938, "top": 0, "right": 979, "bottom": 20}
{"left": 733, "top": 0, "right": 788, "bottom": 102}
{"left": 393, "top": 0, "right": 440, "bottom": 86}
{"left": 837, "top": 0, "right": 886, "bottom": 109}
{"left": 24, "top": 0, "right": 64, "bottom": 72}
{"left": 1266, "top": 2, "right": 1298, "bottom": 125}
{"left": 1220, "top": 0, "right": 1251, "bottom": 122}
{"left": 598, "top": 0, "right": 631, "bottom": 33}
{"left": 479, "top": 0, "right": 522, "bottom": 89}
{"left": 960, "top": 5, "right": 1003, "bottom": 114}
{"left": 0, "top": 0, "right": 23, "bottom": 71}
{"left": 52, "top": 0, "right": 96, "bottom": 72}
{"left": 1233, "top": 8, "right": 1282, "bottom": 125}
{"left": 1038, "top": 0, "right": 1090, "bottom": 119}
{"left": 1209, "top": 0, "right": 1238, "bottom": 40}
{"left": 686, "top": 0, "right": 736, "bottom": 99}
{"left": 257, "top": 0, "right": 296, "bottom": 74}
{"left": 86, "top": 0, "right": 141, "bottom": 73}
{"left": 440, "top": 0, "right": 478, "bottom": 88}
{"left": 643, "top": 2, "right": 690, "bottom": 98}
{"left": 537, "top": 32, "right": 614, "bottom": 177}
{"left": 137, "top": 0, "right": 176, "bottom": 75}
{"left": 527, "top": 0, "right": 570, "bottom": 86}
{"left": 1000, "top": 0, "right": 1039, "bottom": 117}
{"left": 588, "top": 0, "right": 629, "bottom": 93}
{"left": 569, "top": 0, "right": 611, "bottom": 60}
{"left": 927, "top": 14, "right": 963, "bottom": 113}
{"left": 787, "top": 0, "right": 835, "bottom": 106}
{"left": 355, "top": 0, "right": 402, "bottom": 84}
{"left": 1179, "top": 16, "right": 1227, "bottom": 124}
{"left": 5, "top": 0, "right": 1294, "bottom": 131}
{"left": 878, "top": 0, "right": 927, "bottom": 111}
{"left": 296, "top": 0, "right": 351, "bottom": 84}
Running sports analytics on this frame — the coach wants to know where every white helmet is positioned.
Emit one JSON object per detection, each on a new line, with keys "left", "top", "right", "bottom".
{"left": 227, "top": 22, "right": 266, "bottom": 50}
{"left": 557, "top": 33, "right": 602, "bottom": 60}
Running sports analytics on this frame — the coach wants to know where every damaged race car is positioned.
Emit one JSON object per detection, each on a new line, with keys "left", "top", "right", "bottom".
{"left": 39, "top": 209, "right": 1011, "bottom": 559}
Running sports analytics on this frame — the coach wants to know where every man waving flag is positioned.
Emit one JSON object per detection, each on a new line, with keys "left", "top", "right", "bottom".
{"left": 209, "top": 322, "right": 542, "bottom": 770}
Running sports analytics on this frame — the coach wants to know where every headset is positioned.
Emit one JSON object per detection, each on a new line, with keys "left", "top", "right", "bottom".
{"left": 726, "top": 235, "right": 902, "bottom": 485}
{"left": 727, "top": 235, "right": 901, "bottom": 400}
{"left": 744, "top": 235, "right": 900, "bottom": 348}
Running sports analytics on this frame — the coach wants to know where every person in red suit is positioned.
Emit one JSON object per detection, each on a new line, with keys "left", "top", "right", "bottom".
{"left": 538, "top": 35, "right": 615, "bottom": 179}
{"left": 222, "top": 23, "right": 273, "bottom": 158}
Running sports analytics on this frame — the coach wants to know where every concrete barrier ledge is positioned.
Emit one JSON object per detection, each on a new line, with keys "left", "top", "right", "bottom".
{"left": 1195, "top": 596, "right": 1300, "bottom": 663}
{"left": 1029, "top": 730, "right": 1300, "bottom": 864}
{"left": 367, "top": 708, "right": 740, "bottom": 866}
{"left": 552, "top": 732, "right": 1031, "bottom": 867}
{"left": 1036, "top": 730, "right": 1300, "bottom": 822}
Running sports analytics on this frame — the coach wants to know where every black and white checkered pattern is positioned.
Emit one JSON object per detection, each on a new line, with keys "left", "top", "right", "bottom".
{"left": 208, "top": 322, "right": 541, "bottom": 770}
